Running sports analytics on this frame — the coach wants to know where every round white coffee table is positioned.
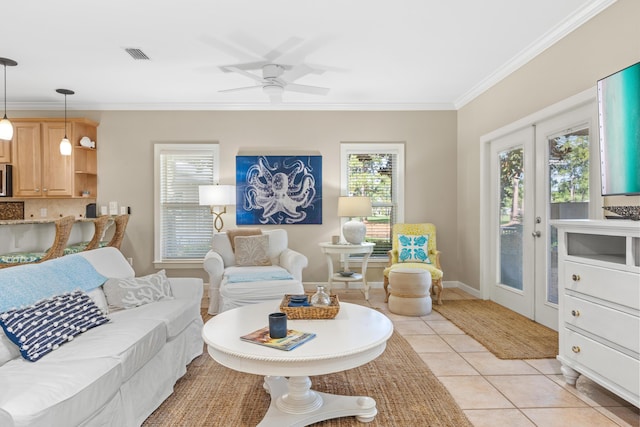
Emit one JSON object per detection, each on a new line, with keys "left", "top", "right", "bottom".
{"left": 202, "top": 300, "right": 393, "bottom": 426}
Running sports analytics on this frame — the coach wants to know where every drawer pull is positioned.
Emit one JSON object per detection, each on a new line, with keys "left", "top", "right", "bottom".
{"left": 572, "top": 345, "right": 581, "bottom": 353}
{"left": 571, "top": 274, "right": 581, "bottom": 282}
{"left": 571, "top": 310, "right": 580, "bottom": 317}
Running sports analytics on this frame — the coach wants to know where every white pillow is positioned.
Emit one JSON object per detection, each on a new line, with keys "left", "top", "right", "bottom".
{"left": 103, "top": 270, "right": 174, "bottom": 309}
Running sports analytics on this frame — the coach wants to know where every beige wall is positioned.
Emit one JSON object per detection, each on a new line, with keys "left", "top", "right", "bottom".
{"left": 456, "top": 0, "right": 640, "bottom": 291}
{"left": 89, "top": 110, "right": 457, "bottom": 283}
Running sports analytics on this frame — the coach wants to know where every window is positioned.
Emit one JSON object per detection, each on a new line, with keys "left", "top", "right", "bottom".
{"left": 154, "top": 143, "right": 219, "bottom": 263}
{"left": 341, "top": 143, "right": 405, "bottom": 257}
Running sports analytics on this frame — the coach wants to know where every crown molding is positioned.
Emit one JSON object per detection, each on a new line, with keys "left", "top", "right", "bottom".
{"left": 454, "top": 0, "right": 617, "bottom": 109}
{"left": 7, "top": 101, "right": 456, "bottom": 112}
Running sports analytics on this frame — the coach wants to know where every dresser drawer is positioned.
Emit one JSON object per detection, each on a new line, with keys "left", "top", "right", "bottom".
{"left": 564, "top": 294, "right": 639, "bottom": 353}
{"left": 563, "top": 329, "right": 639, "bottom": 397}
{"left": 564, "top": 262, "right": 640, "bottom": 310}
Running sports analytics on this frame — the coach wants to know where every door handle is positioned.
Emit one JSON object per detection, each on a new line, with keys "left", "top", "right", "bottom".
{"left": 532, "top": 231, "right": 541, "bottom": 238}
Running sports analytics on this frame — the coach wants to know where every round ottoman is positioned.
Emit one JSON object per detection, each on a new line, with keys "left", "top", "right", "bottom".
{"left": 388, "top": 268, "right": 432, "bottom": 316}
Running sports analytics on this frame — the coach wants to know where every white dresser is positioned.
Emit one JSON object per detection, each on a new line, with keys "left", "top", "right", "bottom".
{"left": 553, "top": 220, "right": 640, "bottom": 407}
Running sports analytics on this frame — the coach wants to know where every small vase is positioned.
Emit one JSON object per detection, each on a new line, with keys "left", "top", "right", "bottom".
{"left": 310, "top": 285, "right": 331, "bottom": 307}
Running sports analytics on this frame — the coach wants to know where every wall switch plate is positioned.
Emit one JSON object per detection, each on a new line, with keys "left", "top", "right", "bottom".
{"left": 109, "top": 201, "right": 118, "bottom": 215}
{"left": 40, "top": 208, "right": 47, "bottom": 217}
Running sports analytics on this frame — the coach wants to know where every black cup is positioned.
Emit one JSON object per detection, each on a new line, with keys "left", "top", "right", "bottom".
{"left": 268, "top": 312, "right": 287, "bottom": 339}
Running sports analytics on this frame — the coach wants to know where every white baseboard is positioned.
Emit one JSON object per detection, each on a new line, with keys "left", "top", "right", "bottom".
{"left": 304, "top": 280, "right": 483, "bottom": 298}
{"left": 443, "top": 280, "right": 483, "bottom": 298}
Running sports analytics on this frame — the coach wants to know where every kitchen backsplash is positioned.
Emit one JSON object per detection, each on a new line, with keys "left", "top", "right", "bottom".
{"left": 0, "top": 199, "right": 97, "bottom": 220}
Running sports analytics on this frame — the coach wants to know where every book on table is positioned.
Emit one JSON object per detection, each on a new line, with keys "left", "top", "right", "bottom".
{"left": 240, "top": 326, "right": 316, "bottom": 351}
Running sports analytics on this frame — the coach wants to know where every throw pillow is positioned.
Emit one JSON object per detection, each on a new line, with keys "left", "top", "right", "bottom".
{"left": 398, "top": 234, "right": 431, "bottom": 264}
{"left": 0, "top": 290, "right": 110, "bottom": 362}
{"left": 234, "top": 234, "right": 272, "bottom": 266}
{"left": 227, "top": 228, "right": 262, "bottom": 252}
{"left": 103, "top": 270, "right": 173, "bottom": 310}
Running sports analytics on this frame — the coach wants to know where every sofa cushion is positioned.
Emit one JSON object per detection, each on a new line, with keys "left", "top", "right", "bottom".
{"left": 76, "top": 247, "right": 135, "bottom": 279}
{"left": 0, "top": 332, "right": 19, "bottom": 367}
{"left": 0, "top": 290, "right": 110, "bottom": 362}
{"left": 0, "top": 355, "right": 122, "bottom": 427}
{"left": 103, "top": 270, "right": 173, "bottom": 310}
{"left": 110, "top": 298, "right": 201, "bottom": 339}
{"left": 234, "top": 234, "right": 272, "bottom": 266}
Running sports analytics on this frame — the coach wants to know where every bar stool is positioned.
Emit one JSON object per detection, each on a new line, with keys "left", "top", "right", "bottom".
{"left": 0, "top": 216, "right": 76, "bottom": 268}
{"left": 63, "top": 216, "right": 111, "bottom": 255}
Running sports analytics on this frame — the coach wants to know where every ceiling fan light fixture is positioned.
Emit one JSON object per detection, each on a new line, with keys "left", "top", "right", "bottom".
{"left": 263, "top": 84, "right": 284, "bottom": 96}
{"left": 0, "top": 57, "right": 18, "bottom": 141}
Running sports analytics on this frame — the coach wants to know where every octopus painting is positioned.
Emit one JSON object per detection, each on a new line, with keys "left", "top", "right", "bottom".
{"left": 236, "top": 155, "right": 322, "bottom": 225}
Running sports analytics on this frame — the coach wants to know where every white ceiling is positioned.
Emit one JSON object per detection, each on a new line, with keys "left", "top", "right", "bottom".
{"left": 1, "top": 0, "right": 614, "bottom": 111}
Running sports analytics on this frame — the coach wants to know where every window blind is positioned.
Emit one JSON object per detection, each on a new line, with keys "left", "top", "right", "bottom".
{"left": 160, "top": 151, "right": 215, "bottom": 259}
{"left": 346, "top": 153, "right": 397, "bottom": 257}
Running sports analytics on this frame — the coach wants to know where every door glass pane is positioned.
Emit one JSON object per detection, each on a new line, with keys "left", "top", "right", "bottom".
{"left": 499, "top": 147, "right": 524, "bottom": 290}
{"left": 548, "top": 128, "right": 590, "bottom": 303}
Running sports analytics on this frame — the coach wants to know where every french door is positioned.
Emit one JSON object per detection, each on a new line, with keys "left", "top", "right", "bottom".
{"left": 488, "top": 102, "right": 596, "bottom": 330}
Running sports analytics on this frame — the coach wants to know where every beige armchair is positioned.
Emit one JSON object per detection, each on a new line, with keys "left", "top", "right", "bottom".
{"left": 383, "top": 223, "right": 443, "bottom": 305}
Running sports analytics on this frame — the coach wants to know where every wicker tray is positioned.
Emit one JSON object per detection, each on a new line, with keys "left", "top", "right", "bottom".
{"left": 280, "top": 293, "right": 340, "bottom": 319}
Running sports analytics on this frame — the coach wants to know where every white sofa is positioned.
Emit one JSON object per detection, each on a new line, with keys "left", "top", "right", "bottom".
{"left": 0, "top": 247, "right": 204, "bottom": 427}
{"left": 204, "top": 229, "right": 307, "bottom": 314}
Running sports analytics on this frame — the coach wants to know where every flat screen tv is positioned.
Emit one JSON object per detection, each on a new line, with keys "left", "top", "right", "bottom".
{"left": 597, "top": 61, "right": 640, "bottom": 196}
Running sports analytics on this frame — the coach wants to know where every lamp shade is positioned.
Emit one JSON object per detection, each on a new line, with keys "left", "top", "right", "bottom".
{"left": 337, "top": 196, "right": 372, "bottom": 218}
{"left": 199, "top": 185, "right": 236, "bottom": 207}
{"left": 0, "top": 117, "right": 12, "bottom": 141}
{"left": 338, "top": 196, "right": 372, "bottom": 244}
{"left": 59, "top": 137, "right": 72, "bottom": 156}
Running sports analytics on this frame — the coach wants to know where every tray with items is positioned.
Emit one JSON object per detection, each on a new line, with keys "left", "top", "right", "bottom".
{"left": 280, "top": 293, "right": 340, "bottom": 319}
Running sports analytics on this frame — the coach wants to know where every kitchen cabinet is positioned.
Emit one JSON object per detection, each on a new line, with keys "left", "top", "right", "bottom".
{"left": 10, "top": 118, "right": 98, "bottom": 198}
{"left": 553, "top": 219, "right": 639, "bottom": 407}
{"left": 0, "top": 138, "right": 10, "bottom": 163}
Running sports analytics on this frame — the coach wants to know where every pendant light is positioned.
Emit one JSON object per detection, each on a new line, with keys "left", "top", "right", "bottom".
{"left": 0, "top": 57, "right": 18, "bottom": 141}
{"left": 56, "top": 88, "right": 74, "bottom": 156}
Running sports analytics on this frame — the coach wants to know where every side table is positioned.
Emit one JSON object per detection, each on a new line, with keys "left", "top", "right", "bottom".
{"left": 318, "top": 242, "right": 375, "bottom": 299}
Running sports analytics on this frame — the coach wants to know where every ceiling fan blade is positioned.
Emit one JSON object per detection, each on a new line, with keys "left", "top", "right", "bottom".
{"left": 284, "top": 83, "right": 330, "bottom": 96}
{"left": 222, "top": 66, "right": 264, "bottom": 83}
{"left": 280, "top": 64, "right": 322, "bottom": 84}
{"left": 219, "top": 61, "right": 269, "bottom": 72}
{"left": 219, "top": 85, "right": 262, "bottom": 93}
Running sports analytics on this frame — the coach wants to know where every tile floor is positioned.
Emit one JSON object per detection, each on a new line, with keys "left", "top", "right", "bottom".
{"left": 334, "top": 287, "right": 640, "bottom": 427}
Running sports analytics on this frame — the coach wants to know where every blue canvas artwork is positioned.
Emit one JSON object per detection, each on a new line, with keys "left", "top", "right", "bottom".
{"left": 236, "top": 155, "right": 322, "bottom": 225}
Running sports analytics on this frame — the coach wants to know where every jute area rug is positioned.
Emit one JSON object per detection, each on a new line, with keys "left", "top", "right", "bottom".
{"left": 143, "top": 331, "right": 471, "bottom": 426}
{"left": 433, "top": 299, "right": 558, "bottom": 359}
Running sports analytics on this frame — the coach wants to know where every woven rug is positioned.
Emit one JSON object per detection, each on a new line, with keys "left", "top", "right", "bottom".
{"left": 433, "top": 299, "right": 558, "bottom": 359}
{"left": 143, "top": 331, "right": 471, "bottom": 426}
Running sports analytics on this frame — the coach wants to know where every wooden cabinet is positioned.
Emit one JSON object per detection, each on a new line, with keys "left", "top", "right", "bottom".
{"left": 10, "top": 118, "right": 98, "bottom": 198}
{"left": 0, "top": 138, "right": 10, "bottom": 163}
{"left": 553, "top": 220, "right": 640, "bottom": 407}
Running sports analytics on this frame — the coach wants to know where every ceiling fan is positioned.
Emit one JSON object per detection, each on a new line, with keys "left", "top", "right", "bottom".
{"left": 219, "top": 63, "right": 330, "bottom": 103}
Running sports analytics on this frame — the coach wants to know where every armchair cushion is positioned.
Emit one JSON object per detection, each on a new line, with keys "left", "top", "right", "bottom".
{"left": 398, "top": 234, "right": 432, "bottom": 264}
{"left": 234, "top": 234, "right": 272, "bottom": 266}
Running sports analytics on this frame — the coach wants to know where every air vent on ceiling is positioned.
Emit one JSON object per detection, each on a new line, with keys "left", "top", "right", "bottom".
{"left": 124, "top": 48, "right": 150, "bottom": 60}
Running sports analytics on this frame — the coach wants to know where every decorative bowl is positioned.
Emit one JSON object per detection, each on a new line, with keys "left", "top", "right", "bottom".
{"left": 338, "top": 271, "right": 354, "bottom": 277}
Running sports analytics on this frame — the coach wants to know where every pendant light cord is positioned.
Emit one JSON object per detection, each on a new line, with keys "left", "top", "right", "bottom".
{"left": 64, "top": 93, "right": 67, "bottom": 138}
{"left": 2, "top": 63, "right": 6, "bottom": 118}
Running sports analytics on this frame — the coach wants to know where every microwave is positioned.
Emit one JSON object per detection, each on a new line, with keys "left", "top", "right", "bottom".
{"left": 0, "top": 164, "right": 13, "bottom": 197}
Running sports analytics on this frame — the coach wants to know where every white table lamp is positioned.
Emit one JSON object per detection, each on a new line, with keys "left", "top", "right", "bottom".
{"left": 199, "top": 185, "right": 236, "bottom": 232}
{"left": 337, "top": 196, "right": 372, "bottom": 244}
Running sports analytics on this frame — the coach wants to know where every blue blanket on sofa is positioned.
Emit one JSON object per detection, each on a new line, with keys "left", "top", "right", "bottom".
{"left": 0, "top": 256, "right": 107, "bottom": 312}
